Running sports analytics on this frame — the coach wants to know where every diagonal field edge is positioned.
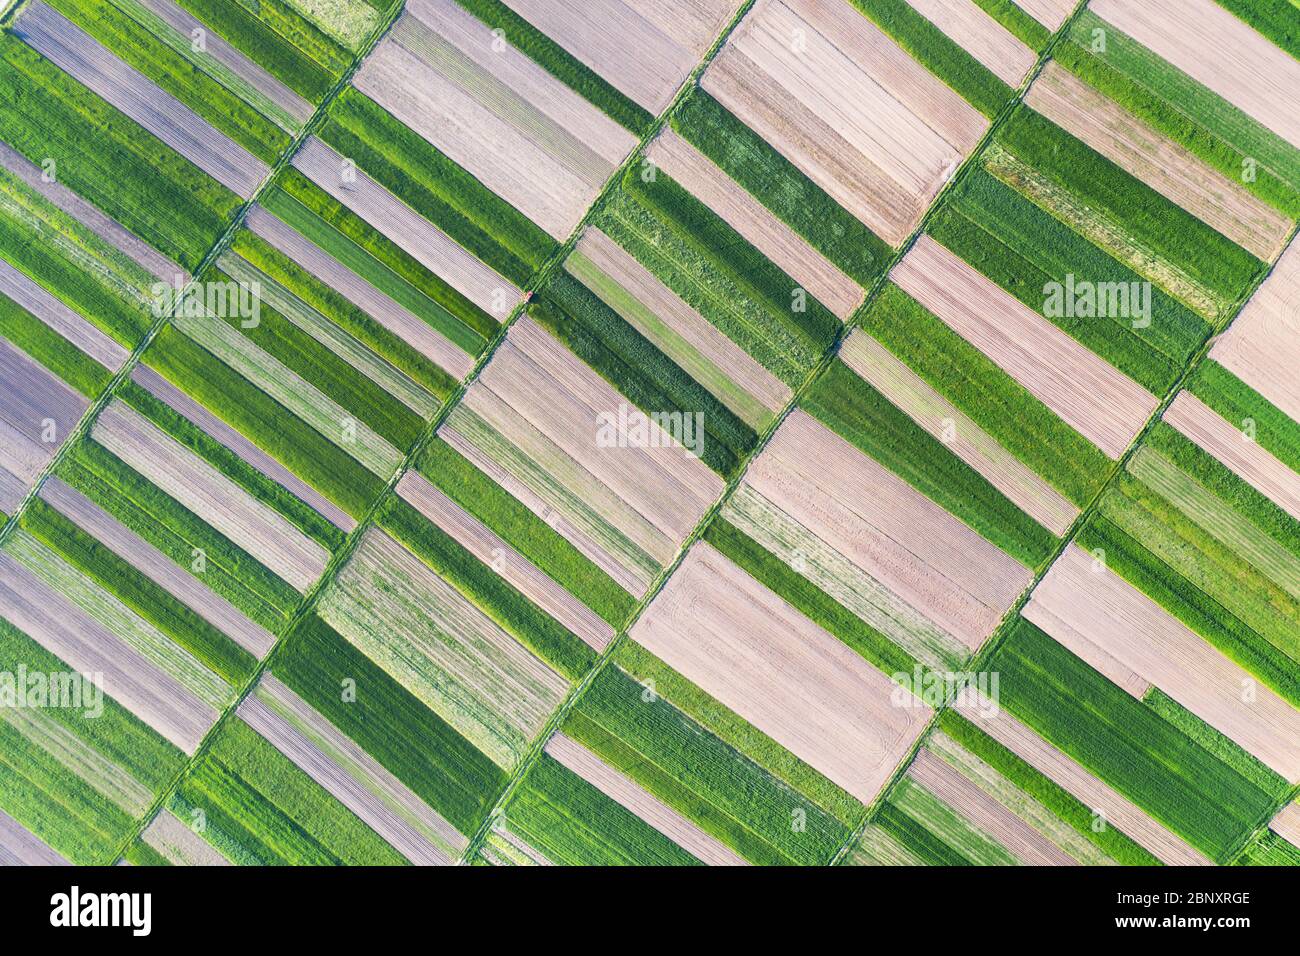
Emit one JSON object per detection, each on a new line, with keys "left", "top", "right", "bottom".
{"left": 461, "top": 0, "right": 1101, "bottom": 866}
{"left": 102, "top": 0, "right": 765, "bottom": 864}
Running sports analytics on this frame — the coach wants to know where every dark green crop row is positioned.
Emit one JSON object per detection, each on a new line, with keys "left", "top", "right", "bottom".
{"left": 376, "top": 495, "right": 597, "bottom": 682}
{"left": 273, "top": 613, "right": 507, "bottom": 837}
{"left": 58, "top": 437, "right": 300, "bottom": 630}
{"left": 704, "top": 517, "right": 928, "bottom": 678}
{"left": 0, "top": 619, "right": 184, "bottom": 864}
{"left": 991, "top": 619, "right": 1277, "bottom": 860}
{"left": 119, "top": 380, "right": 346, "bottom": 552}
{"left": 416, "top": 438, "right": 637, "bottom": 628}
{"left": 502, "top": 754, "right": 699, "bottom": 865}
{"left": 230, "top": 228, "right": 458, "bottom": 401}
{"left": 143, "top": 325, "right": 387, "bottom": 519}
{"left": 46, "top": 0, "right": 291, "bottom": 164}
{"left": 267, "top": 174, "right": 493, "bottom": 350}
{"left": 861, "top": 283, "right": 1110, "bottom": 506}
{"left": 937, "top": 710, "right": 1160, "bottom": 865}
{"left": 0, "top": 34, "right": 239, "bottom": 270}
{"left": 1056, "top": 14, "right": 1300, "bottom": 218}
{"left": 0, "top": 291, "right": 114, "bottom": 398}
{"left": 805, "top": 358, "right": 1058, "bottom": 567}
{"left": 671, "top": 90, "right": 891, "bottom": 281}
{"left": 176, "top": 0, "right": 350, "bottom": 101}
{"left": 997, "top": 107, "right": 1264, "bottom": 320}
{"left": 535, "top": 272, "right": 756, "bottom": 478}
{"left": 848, "top": 0, "right": 1013, "bottom": 117}
{"left": 1144, "top": 420, "right": 1300, "bottom": 564}
{"left": 971, "top": 0, "right": 1051, "bottom": 49}
{"left": 175, "top": 718, "right": 407, "bottom": 864}
{"left": 565, "top": 664, "right": 852, "bottom": 864}
{"left": 0, "top": 171, "right": 156, "bottom": 350}
{"left": 451, "top": 0, "right": 653, "bottom": 135}
{"left": 20, "top": 497, "right": 257, "bottom": 685}
{"left": 320, "top": 89, "right": 556, "bottom": 288}
{"left": 1186, "top": 362, "right": 1300, "bottom": 487}
{"left": 935, "top": 167, "right": 1210, "bottom": 392}
{"left": 612, "top": 640, "right": 865, "bottom": 829}
{"left": 619, "top": 168, "right": 840, "bottom": 368}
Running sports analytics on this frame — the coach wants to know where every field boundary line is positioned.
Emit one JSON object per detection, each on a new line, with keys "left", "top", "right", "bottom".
{"left": 455, "top": 0, "right": 779, "bottom": 864}
{"left": 827, "top": 157, "right": 1300, "bottom": 864}
{"left": 91, "top": 0, "right": 417, "bottom": 863}
{"left": 103, "top": 0, "right": 768, "bottom": 864}
{"left": 459, "top": 0, "right": 1109, "bottom": 865}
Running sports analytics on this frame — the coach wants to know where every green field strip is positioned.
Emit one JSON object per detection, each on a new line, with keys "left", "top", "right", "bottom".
{"left": 261, "top": 177, "right": 491, "bottom": 352}
{"left": 55, "top": 439, "right": 300, "bottom": 631}
{"left": 1057, "top": 11, "right": 1300, "bottom": 218}
{"left": 0, "top": 32, "right": 241, "bottom": 270}
{"left": 933, "top": 168, "right": 1209, "bottom": 392}
{"left": 173, "top": 717, "right": 406, "bottom": 865}
{"left": 0, "top": 618, "right": 184, "bottom": 863}
{"left": 200, "top": 267, "right": 424, "bottom": 454}
{"left": 144, "top": 325, "right": 388, "bottom": 517}
{"left": 934, "top": 711, "right": 1158, "bottom": 865}
{"left": 1077, "top": 501, "right": 1300, "bottom": 707}
{"left": 443, "top": 401, "right": 664, "bottom": 589}
{"left": 886, "top": 776, "right": 1019, "bottom": 865}
{"left": 804, "top": 358, "right": 1057, "bottom": 567}
{"left": 1186, "top": 361, "right": 1300, "bottom": 479}
{"left": 847, "top": 0, "right": 1013, "bottom": 117}
{"left": 229, "top": 227, "right": 458, "bottom": 401}
{"left": 279, "top": 0, "right": 380, "bottom": 53}
{"left": 415, "top": 438, "right": 637, "bottom": 629}
{"left": 989, "top": 619, "right": 1278, "bottom": 861}
{"left": 0, "top": 293, "right": 114, "bottom": 398}
{"left": 5, "top": 528, "right": 234, "bottom": 709}
{"left": 1143, "top": 687, "right": 1290, "bottom": 800}
{"left": 118, "top": 380, "right": 346, "bottom": 552}
{"left": 994, "top": 107, "right": 1265, "bottom": 322}
{"left": 972, "top": 0, "right": 1051, "bottom": 49}
{"left": 861, "top": 283, "right": 1109, "bottom": 506}
{"left": 102, "top": 0, "right": 307, "bottom": 133}
{"left": 563, "top": 664, "right": 852, "bottom": 865}
{"left": 613, "top": 168, "right": 840, "bottom": 372}
{"left": 1114, "top": 459, "right": 1300, "bottom": 661}
{"left": 272, "top": 613, "right": 506, "bottom": 838}
{"left": 449, "top": 0, "right": 653, "bottom": 135}
{"left": 927, "top": 730, "right": 1124, "bottom": 865}
{"left": 669, "top": 90, "right": 890, "bottom": 284}
{"left": 43, "top": 0, "right": 291, "bottom": 164}
{"left": 172, "top": 0, "right": 346, "bottom": 100}
{"left": 319, "top": 87, "right": 556, "bottom": 287}
{"left": 1211, "top": 0, "right": 1300, "bottom": 59}
{"left": 533, "top": 273, "right": 755, "bottom": 478}
{"left": 19, "top": 496, "right": 257, "bottom": 685}
{"left": 1145, "top": 421, "right": 1300, "bottom": 562}
{"left": 703, "top": 517, "right": 925, "bottom": 680}
{"left": 563, "top": 246, "right": 775, "bottom": 431}
{"left": 500, "top": 754, "right": 700, "bottom": 866}
{"left": 169, "top": 306, "right": 403, "bottom": 476}
{"left": 218, "top": 252, "right": 439, "bottom": 421}
{"left": 375, "top": 495, "right": 597, "bottom": 682}
{"left": 611, "top": 641, "right": 863, "bottom": 830}
{"left": 1233, "top": 828, "right": 1300, "bottom": 866}
{"left": 871, "top": 800, "right": 975, "bottom": 866}
{"left": 0, "top": 164, "right": 157, "bottom": 349}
